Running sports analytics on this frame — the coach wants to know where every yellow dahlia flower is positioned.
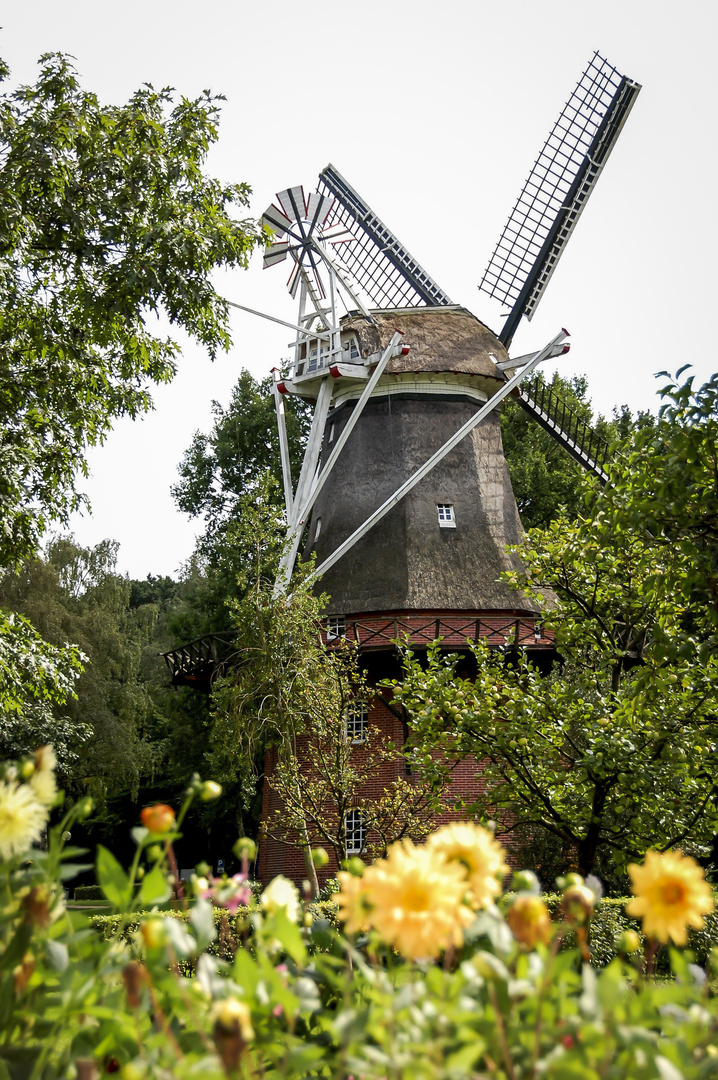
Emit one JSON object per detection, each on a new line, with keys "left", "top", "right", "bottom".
{"left": 0, "top": 781, "right": 48, "bottom": 860}
{"left": 335, "top": 870, "right": 372, "bottom": 935}
{"left": 425, "top": 822, "right": 509, "bottom": 909}
{"left": 626, "top": 850, "right": 714, "bottom": 945}
{"left": 363, "top": 840, "right": 473, "bottom": 960}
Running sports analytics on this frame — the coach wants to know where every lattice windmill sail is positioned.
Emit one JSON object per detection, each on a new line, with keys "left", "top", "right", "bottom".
{"left": 317, "top": 165, "right": 454, "bottom": 310}
{"left": 479, "top": 51, "right": 641, "bottom": 349}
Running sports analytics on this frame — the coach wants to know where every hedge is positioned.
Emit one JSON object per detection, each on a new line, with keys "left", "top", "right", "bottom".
{"left": 89, "top": 900, "right": 339, "bottom": 967}
{"left": 88, "top": 895, "right": 718, "bottom": 969}
{"left": 76, "top": 880, "right": 264, "bottom": 903}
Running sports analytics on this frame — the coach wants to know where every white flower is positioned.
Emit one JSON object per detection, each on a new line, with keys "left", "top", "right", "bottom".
{"left": 0, "top": 781, "right": 48, "bottom": 860}
{"left": 30, "top": 768, "right": 57, "bottom": 808}
{"left": 261, "top": 875, "right": 300, "bottom": 922}
{"left": 35, "top": 745, "right": 57, "bottom": 773}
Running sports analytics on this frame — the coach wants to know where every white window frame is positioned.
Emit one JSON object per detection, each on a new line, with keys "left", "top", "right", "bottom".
{"left": 341, "top": 334, "right": 361, "bottom": 362}
{"left": 326, "top": 615, "right": 346, "bottom": 641}
{"left": 345, "top": 809, "right": 366, "bottom": 856}
{"left": 344, "top": 702, "right": 368, "bottom": 744}
{"left": 437, "top": 503, "right": 456, "bottom": 528}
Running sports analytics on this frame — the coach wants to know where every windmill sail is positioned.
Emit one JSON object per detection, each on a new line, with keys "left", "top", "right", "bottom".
{"left": 318, "top": 164, "right": 454, "bottom": 309}
{"left": 479, "top": 52, "right": 641, "bottom": 347}
{"left": 517, "top": 378, "right": 611, "bottom": 482}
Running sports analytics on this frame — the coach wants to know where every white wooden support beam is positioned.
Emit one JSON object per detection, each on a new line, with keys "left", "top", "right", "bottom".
{"left": 273, "top": 377, "right": 333, "bottom": 595}
{"left": 309, "top": 238, "right": 374, "bottom": 322}
{"left": 273, "top": 333, "right": 403, "bottom": 595}
{"left": 495, "top": 341, "right": 570, "bottom": 372}
{"left": 311, "top": 329, "right": 569, "bottom": 582}
{"left": 272, "top": 368, "right": 294, "bottom": 520}
{"left": 225, "top": 299, "right": 330, "bottom": 341}
{"left": 291, "top": 376, "right": 334, "bottom": 527}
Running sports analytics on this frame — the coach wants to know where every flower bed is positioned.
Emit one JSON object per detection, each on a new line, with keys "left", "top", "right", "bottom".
{"left": 2, "top": 748, "right": 718, "bottom": 1079}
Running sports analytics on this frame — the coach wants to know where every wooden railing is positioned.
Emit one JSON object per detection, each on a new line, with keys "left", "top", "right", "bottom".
{"left": 162, "top": 633, "right": 239, "bottom": 688}
{"left": 164, "top": 615, "right": 554, "bottom": 687}
{"left": 322, "top": 614, "right": 553, "bottom": 652}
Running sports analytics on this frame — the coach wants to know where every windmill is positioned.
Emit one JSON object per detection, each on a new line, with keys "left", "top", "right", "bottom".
{"left": 235, "top": 52, "right": 640, "bottom": 881}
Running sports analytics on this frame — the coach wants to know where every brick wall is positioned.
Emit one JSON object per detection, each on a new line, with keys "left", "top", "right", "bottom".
{"left": 257, "top": 648, "right": 527, "bottom": 886}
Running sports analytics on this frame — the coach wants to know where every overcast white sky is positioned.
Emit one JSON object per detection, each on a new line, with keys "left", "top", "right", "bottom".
{"left": 5, "top": 0, "right": 717, "bottom": 579}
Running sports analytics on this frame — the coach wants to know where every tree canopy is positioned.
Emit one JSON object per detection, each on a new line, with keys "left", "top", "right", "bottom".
{"left": 0, "top": 52, "right": 262, "bottom": 570}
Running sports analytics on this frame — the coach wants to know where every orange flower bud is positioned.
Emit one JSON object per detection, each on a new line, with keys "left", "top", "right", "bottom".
{"left": 140, "top": 804, "right": 175, "bottom": 834}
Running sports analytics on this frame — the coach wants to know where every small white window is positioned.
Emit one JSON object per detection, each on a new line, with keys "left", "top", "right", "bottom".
{"left": 344, "top": 702, "right": 368, "bottom": 744}
{"left": 326, "top": 615, "right": 346, "bottom": 640}
{"left": 345, "top": 809, "right": 366, "bottom": 856}
{"left": 437, "top": 504, "right": 456, "bottom": 528}
{"left": 327, "top": 424, "right": 335, "bottom": 444}
{"left": 314, "top": 517, "right": 322, "bottom": 542}
{"left": 341, "top": 335, "right": 361, "bottom": 361}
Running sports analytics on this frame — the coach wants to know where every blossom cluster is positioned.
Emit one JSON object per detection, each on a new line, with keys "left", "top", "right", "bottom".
{"left": 335, "top": 820, "right": 716, "bottom": 961}
{"left": 336, "top": 822, "right": 509, "bottom": 960}
{"left": 0, "top": 746, "right": 57, "bottom": 860}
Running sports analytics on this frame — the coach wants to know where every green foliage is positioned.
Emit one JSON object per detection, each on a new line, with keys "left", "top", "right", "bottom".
{"left": 0, "top": 537, "right": 169, "bottom": 796}
{"left": 0, "top": 52, "right": 262, "bottom": 570}
{"left": 169, "top": 372, "right": 310, "bottom": 649}
{"left": 173, "top": 370, "right": 310, "bottom": 539}
{"left": 391, "top": 370, "right": 718, "bottom": 879}
{"left": 4, "top": 753, "right": 718, "bottom": 1080}
{"left": 0, "top": 607, "right": 84, "bottom": 767}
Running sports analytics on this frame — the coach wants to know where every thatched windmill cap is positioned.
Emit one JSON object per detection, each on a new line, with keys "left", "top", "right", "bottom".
{"left": 342, "top": 306, "right": 506, "bottom": 383}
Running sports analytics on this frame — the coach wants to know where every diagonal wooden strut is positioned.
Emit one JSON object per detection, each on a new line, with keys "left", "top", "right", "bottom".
{"left": 309, "top": 330, "right": 569, "bottom": 582}
{"left": 273, "top": 332, "right": 403, "bottom": 595}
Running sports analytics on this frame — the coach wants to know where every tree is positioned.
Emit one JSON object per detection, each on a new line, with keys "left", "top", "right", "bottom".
{"left": 391, "top": 372, "right": 718, "bottom": 880}
{"left": 264, "top": 667, "right": 451, "bottom": 871}
{"left": 0, "top": 52, "right": 262, "bottom": 570}
{"left": 173, "top": 370, "right": 310, "bottom": 541}
{"left": 0, "top": 537, "right": 170, "bottom": 796}
{"left": 170, "top": 370, "right": 310, "bottom": 640}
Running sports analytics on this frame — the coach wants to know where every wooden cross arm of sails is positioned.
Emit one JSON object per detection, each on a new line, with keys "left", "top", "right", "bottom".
{"left": 272, "top": 328, "right": 570, "bottom": 596}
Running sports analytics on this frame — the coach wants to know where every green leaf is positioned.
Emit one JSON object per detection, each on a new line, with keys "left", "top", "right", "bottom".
{"left": 269, "top": 910, "right": 307, "bottom": 966}
{"left": 95, "top": 845, "right": 132, "bottom": 909}
{"left": 189, "top": 898, "right": 216, "bottom": 951}
{"left": 233, "top": 947, "right": 259, "bottom": 995}
{"left": 45, "top": 939, "right": 69, "bottom": 972}
{"left": 137, "top": 865, "right": 171, "bottom": 908}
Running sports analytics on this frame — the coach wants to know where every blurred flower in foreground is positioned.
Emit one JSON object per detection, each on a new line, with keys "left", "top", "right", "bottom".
{"left": 200, "top": 781, "right": 222, "bottom": 802}
{"left": 626, "top": 850, "right": 714, "bottom": 945}
{"left": 202, "top": 873, "right": 252, "bottom": 914}
{"left": 30, "top": 745, "right": 57, "bottom": 807}
{"left": 0, "top": 780, "right": 48, "bottom": 860}
{"left": 261, "top": 875, "right": 300, "bottom": 922}
{"left": 362, "top": 840, "right": 473, "bottom": 960}
{"left": 212, "top": 998, "right": 254, "bottom": 1072}
{"left": 507, "top": 894, "right": 552, "bottom": 948}
{"left": 140, "top": 804, "right": 176, "bottom": 834}
{"left": 336, "top": 871, "right": 372, "bottom": 935}
{"left": 426, "top": 822, "right": 509, "bottom": 909}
